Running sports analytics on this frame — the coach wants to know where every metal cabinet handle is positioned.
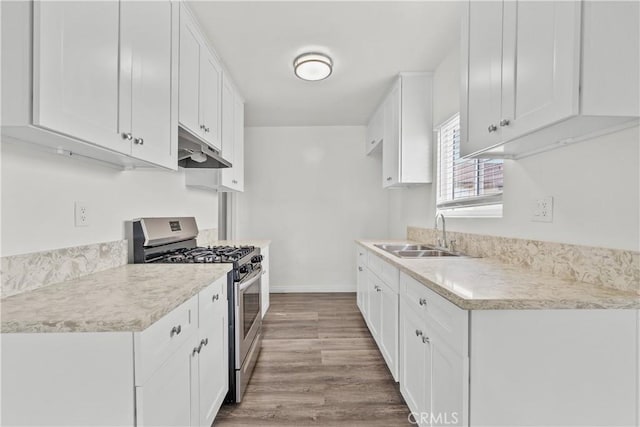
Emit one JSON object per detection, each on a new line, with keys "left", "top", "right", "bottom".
{"left": 418, "top": 298, "right": 427, "bottom": 306}
{"left": 204, "top": 127, "right": 210, "bottom": 133}
{"left": 499, "top": 119, "right": 510, "bottom": 127}
{"left": 422, "top": 336, "right": 430, "bottom": 344}
{"left": 232, "top": 180, "right": 238, "bottom": 184}
{"left": 376, "top": 287, "right": 382, "bottom": 292}
{"left": 415, "top": 329, "right": 423, "bottom": 337}
{"left": 358, "top": 267, "right": 363, "bottom": 272}
{"left": 386, "top": 177, "right": 392, "bottom": 181}
{"left": 170, "top": 325, "right": 182, "bottom": 337}
{"left": 370, "top": 140, "right": 375, "bottom": 145}
{"left": 200, "top": 338, "right": 208, "bottom": 347}
{"left": 212, "top": 293, "right": 219, "bottom": 302}
{"left": 192, "top": 345, "right": 201, "bottom": 356}
{"left": 487, "top": 124, "right": 498, "bottom": 133}
{"left": 134, "top": 137, "right": 144, "bottom": 145}
{"left": 200, "top": 124, "right": 205, "bottom": 130}
{"left": 121, "top": 132, "right": 133, "bottom": 141}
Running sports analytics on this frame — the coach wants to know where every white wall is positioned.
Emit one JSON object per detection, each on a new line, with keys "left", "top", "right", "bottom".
{"left": 390, "top": 47, "right": 640, "bottom": 251}
{"left": 1, "top": 140, "right": 218, "bottom": 256}
{"left": 236, "top": 126, "right": 389, "bottom": 292}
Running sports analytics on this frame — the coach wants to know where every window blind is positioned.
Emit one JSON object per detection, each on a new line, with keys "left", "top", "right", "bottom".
{"left": 436, "top": 115, "right": 504, "bottom": 209}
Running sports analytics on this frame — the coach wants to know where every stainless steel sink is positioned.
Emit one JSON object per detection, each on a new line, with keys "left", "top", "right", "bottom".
{"left": 374, "top": 243, "right": 466, "bottom": 258}
{"left": 395, "top": 250, "right": 460, "bottom": 258}
{"left": 374, "top": 244, "right": 438, "bottom": 252}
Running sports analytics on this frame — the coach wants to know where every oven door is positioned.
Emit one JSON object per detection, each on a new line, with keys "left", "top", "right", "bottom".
{"left": 236, "top": 269, "right": 262, "bottom": 367}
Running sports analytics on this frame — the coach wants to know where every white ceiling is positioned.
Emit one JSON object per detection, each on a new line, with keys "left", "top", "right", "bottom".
{"left": 188, "top": 1, "right": 464, "bottom": 127}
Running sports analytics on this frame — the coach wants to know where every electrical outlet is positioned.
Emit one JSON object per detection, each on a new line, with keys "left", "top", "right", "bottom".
{"left": 74, "top": 202, "right": 89, "bottom": 227}
{"left": 532, "top": 196, "right": 553, "bottom": 222}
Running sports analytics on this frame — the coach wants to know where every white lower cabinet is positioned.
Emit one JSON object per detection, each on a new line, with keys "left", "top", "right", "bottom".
{"left": 261, "top": 245, "right": 270, "bottom": 317}
{"left": 400, "top": 272, "right": 467, "bottom": 427}
{"left": 194, "top": 277, "right": 228, "bottom": 427}
{"left": 400, "top": 300, "right": 432, "bottom": 426}
{"left": 356, "top": 246, "right": 367, "bottom": 316}
{"left": 1, "top": 276, "right": 229, "bottom": 427}
{"left": 136, "top": 340, "right": 193, "bottom": 427}
{"left": 356, "top": 245, "right": 639, "bottom": 426}
{"left": 356, "top": 245, "right": 399, "bottom": 381}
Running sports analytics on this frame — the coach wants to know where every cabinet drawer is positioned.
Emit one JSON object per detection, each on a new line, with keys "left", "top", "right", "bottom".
{"left": 400, "top": 272, "right": 468, "bottom": 356}
{"left": 198, "top": 276, "right": 227, "bottom": 325}
{"left": 135, "top": 295, "right": 198, "bottom": 385}
{"left": 368, "top": 252, "right": 399, "bottom": 292}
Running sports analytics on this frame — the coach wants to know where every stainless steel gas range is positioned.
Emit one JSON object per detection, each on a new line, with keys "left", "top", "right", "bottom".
{"left": 127, "top": 217, "right": 262, "bottom": 403}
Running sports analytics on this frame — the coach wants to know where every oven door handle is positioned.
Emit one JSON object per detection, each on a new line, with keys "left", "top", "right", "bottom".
{"left": 238, "top": 272, "right": 261, "bottom": 292}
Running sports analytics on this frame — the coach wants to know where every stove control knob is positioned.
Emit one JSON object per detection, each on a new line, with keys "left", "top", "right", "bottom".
{"left": 251, "top": 255, "right": 264, "bottom": 263}
{"left": 239, "top": 265, "right": 250, "bottom": 274}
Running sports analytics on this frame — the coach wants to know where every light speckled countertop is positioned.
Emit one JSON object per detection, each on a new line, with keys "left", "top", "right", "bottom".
{"left": 1, "top": 264, "right": 232, "bottom": 333}
{"left": 357, "top": 240, "right": 640, "bottom": 310}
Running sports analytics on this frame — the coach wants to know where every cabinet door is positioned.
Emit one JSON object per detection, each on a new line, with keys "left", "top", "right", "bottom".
{"left": 500, "top": 1, "right": 580, "bottom": 141}
{"left": 232, "top": 96, "right": 245, "bottom": 191}
{"left": 123, "top": 0, "right": 173, "bottom": 168}
{"left": 460, "top": 0, "right": 504, "bottom": 157}
{"left": 179, "top": 7, "right": 202, "bottom": 137}
{"left": 382, "top": 81, "right": 401, "bottom": 187}
{"left": 431, "top": 334, "right": 467, "bottom": 427}
{"left": 197, "top": 282, "right": 228, "bottom": 427}
{"left": 400, "top": 302, "right": 431, "bottom": 425}
{"left": 218, "top": 78, "right": 241, "bottom": 191}
{"left": 200, "top": 52, "right": 222, "bottom": 151}
{"left": 366, "top": 272, "right": 381, "bottom": 339}
{"left": 221, "top": 76, "right": 235, "bottom": 163}
{"left": 137, "top": 341, "right": 193, "bottom": 427}
{"left": 261, "top": 246, "right": 270, "bottom": 317}
{"left": 356, "top": 264, "right": 366, "bottom": 314}
{"left": 32, "top": 1, "right": 123, "bottom": 153}
{"left": 378, "top": 281, "right": 398, "bottom": 381}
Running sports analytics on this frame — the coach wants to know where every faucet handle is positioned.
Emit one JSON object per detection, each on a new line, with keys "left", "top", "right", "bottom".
{"left": 449, "top": 239, "right": 457, "bottom": 252}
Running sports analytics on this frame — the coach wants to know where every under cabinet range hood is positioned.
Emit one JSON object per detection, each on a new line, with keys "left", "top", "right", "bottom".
{"left": 177, "top": 127, "right": 232, "bottom": 169}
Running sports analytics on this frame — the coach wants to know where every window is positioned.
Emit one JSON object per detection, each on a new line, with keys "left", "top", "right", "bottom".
{"left": 436, "top": 114, "right": 503, "bottom": 213}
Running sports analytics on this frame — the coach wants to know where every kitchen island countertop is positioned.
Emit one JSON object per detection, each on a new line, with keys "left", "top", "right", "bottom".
{"left": 357, "top": 240, "right": 640, "bottom": 310}
{"left": 1, "top": 263, "right": 232, "bottom": 333}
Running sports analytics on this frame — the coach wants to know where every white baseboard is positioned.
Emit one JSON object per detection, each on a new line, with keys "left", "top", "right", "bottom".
{"left": 269, "top": 283, "right": 356, "bottom": 293}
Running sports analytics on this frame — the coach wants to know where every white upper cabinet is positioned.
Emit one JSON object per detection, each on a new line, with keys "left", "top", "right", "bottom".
{"left": 179, "top": 5, "right": 222, "bottom": 152}
{"left": 1, "top": 0, "right": 177, "bottom": 170}
{"left": 185, "top": 77, "right": 244, "bottom": 192}
{"left": 120, "top": 0, "right": 175, "bottom": 169}
{"left": 461, "top": 0, "right": 504, "bottom": 156}
{"left": 461, "top": 0, "right": 640, "bottom": 159}
{"left": 377, "top": 73, "right": 433, "bottom": 189}
{"left": 221, "top": 75, "right": 235, "bottom": 163}
{"left": 185, "top": 76, "right": 245, "bottom": 193}
{"left": 32, "top": 1, "right": 122, "bottom": 153}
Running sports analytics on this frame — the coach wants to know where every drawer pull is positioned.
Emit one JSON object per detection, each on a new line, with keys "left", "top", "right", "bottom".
{"left": 170, "top": 325, "right": 182, "bottom": 337}
{"left": 358, "top": 267, "right": 363, "bottom": 272}
{"left": 422, "top": 336, "right": 430, "bottom": 344}
{"left": 212, "top": 293, "right": 220, "bottom": 302}
{"left": 415, "top": 329, "right": 423, "bottom": 337}
{"left": 200, "top": 338, "right": 209, "bottom": 347}
{"left": 418, "top": 298, "right": 427, "bottom": 306}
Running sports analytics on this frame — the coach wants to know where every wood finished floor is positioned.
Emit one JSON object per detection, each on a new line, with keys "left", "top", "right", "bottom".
{"left": 214, "top": 293, "right": 412, "bottom": 427}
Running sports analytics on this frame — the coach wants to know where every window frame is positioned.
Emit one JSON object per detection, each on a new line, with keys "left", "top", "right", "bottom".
{"left": 435, "top": 114, "right": 504, "bottom": 215}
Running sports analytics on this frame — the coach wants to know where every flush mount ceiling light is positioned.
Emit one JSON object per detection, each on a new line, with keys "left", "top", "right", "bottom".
{"left": 293, "top": 52, "right": 333, "bottom": 81}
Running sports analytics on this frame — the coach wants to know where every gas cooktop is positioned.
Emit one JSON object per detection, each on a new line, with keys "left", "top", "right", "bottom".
{"left": 148, "top": 246, "right": 255, "bottom": 264}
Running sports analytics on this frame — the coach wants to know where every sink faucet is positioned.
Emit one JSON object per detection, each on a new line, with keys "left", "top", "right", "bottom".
{"left": 434, "top": 213, "right": 447, "bottom": 249}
